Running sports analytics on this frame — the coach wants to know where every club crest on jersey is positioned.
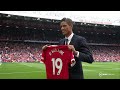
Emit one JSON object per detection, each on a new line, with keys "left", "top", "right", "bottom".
{"left": 49, "top": 48, "right": 64, "bottom": 56}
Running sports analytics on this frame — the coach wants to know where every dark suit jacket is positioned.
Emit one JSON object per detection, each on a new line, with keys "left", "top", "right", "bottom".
{"left": 59, "top": 34, "right": 94, "bottom": 79}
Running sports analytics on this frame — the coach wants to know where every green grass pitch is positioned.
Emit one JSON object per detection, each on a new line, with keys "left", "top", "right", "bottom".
{"left": 0, "top": 62, "right": 119, "bottom": 79}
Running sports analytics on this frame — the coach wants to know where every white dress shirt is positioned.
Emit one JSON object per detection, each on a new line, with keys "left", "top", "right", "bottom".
{"left": 65, "top": 33, "right": 79, "bottom": 57}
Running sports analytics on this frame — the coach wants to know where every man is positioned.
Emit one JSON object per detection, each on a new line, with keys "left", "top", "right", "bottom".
{"left": 58, "top": 18, "right": 94, "bottom": 79}
{"left": 42, "top": 18, "right": 94, "bottom": 79}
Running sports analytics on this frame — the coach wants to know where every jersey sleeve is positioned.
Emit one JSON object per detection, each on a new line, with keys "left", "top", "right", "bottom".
{"left": 70, "top": 52, "right": 76, "bottom": 67}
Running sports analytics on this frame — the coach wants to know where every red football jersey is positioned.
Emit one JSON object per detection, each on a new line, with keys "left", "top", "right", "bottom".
{"left": 41, "top": 45, "right": 75, "bottom": 79}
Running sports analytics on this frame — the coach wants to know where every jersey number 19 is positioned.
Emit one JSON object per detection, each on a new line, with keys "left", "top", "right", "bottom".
{"left": 51, "top": 58, "right": 63, "bottom": 75}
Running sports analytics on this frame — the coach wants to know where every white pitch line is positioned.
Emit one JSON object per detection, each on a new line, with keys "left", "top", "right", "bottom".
{"left": 84, "top": 69, "right": 96, "bottom": 71}
{"left": 20, "top": 63, "right": 43, "bottom": 69}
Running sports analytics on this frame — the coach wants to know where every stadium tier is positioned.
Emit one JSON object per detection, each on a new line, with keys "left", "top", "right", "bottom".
{"left": 0, "top": 13, "right": 120, "bottom": 63}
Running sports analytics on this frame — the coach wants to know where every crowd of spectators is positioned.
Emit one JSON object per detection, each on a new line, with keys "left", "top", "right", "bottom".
{"left": 90, "top": 45, "right": 120, "bottom": 62}
{"left": 0, "top": 42, "right": 43, "bottom": 63}
{"left": 0, "top": 42, "right": 120, "bottom": 62}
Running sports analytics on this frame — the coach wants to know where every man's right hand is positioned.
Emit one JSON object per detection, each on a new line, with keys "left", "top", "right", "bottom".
{"left": 42, "top": 45, "right": 48, "bottom": 51}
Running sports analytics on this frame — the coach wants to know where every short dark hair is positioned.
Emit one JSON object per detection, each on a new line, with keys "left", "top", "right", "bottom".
{"left": 60, "top": 18, "right": 73, "bottom": 28}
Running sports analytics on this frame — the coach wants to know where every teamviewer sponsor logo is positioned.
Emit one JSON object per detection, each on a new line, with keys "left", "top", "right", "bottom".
{"left": 99, "top": 72, "right": 115, "bottom": 77}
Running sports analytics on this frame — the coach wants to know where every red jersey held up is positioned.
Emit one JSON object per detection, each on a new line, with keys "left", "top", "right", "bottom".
{"left": 41, "top": 45, "right": 76, "bottom": 79}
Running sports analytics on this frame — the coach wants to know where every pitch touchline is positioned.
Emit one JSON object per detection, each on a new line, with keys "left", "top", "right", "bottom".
{"left": 20, "top": 63, "right": 43, "bottom": 69}
{"left": 0, "top": 71, "right": 45, "bottom": 74}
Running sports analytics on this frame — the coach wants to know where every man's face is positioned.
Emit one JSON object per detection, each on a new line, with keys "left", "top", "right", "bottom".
{"left": 60, "top": 21, "right": 72, "bottom": 36}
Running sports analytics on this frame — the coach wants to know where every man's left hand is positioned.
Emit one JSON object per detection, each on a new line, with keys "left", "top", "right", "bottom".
{"left": 68, "top": 45, "right": 78, "bottom": 56}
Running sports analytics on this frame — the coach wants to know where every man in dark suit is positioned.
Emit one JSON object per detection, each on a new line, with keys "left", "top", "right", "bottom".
{"left": 59, "top": 18, "right": 94, "bottom": 79}
{"left": 42, "top": 18, "right": 94, "bottom": 79}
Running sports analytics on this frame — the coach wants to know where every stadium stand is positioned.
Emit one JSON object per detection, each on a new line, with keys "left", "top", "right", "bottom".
{"left": 0, "top": 13, "right": 120, "bottom": 62}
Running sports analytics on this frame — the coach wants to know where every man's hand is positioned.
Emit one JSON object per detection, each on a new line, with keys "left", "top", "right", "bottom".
{"left": 67, "top": 45, "right": 75, "bottom": 52}
{"left": 42, "top": 45, "right": 48, "bottom": 51}
{"left": 68, "top": 45, "right": 79, "bottom": 57}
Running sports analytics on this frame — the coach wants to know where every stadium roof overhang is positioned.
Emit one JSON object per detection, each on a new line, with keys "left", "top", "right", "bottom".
{"left": 0, "top": 11, "right": 120, "bottom": 26}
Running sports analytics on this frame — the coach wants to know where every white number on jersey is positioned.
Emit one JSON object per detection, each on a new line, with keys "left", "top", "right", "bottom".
{"left": 51, "top": 58, "right": 63, "bottom": 75}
